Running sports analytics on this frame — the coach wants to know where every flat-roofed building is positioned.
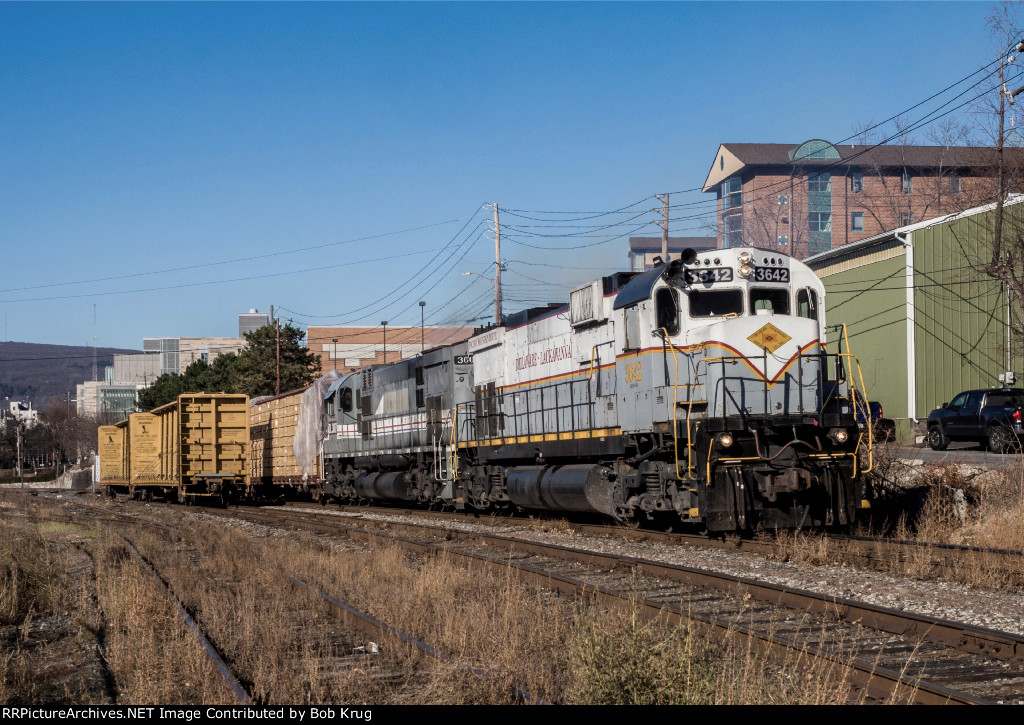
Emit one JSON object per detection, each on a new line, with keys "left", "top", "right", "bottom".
{"left": 627, "top": 237, "right": 717, "bottom": 272}
{"left": 307, "top": 325, "right": 475, "bottom": 373}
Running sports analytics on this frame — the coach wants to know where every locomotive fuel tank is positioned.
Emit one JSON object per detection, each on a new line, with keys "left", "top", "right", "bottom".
{"left": 353, "top": 471, "right": 413, "bottom": 501}
{"left": 505, "top": 464, "right": 616, "bottom": 516}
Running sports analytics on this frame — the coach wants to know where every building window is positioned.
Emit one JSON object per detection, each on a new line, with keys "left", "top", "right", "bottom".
{"left": 723, "top": 214, "right": 743, "bottom": 247}
{"left": 721, "top": 177, "right": 742, "bottom": 210}
{"left": 851, "top": 170, "right": 863, "bottom": 193}
{"left": 809, "top": 212, "right": 831, "bottom": 233}
{"left": 950, "top": 174, "right": 962, "bottom": 194}
{"left": 901, "top": 212, "right": 914, "bottom": 226}
{"left": 808, "top": 171, "right": 831, "bottom": 192}
{"left": 850, "top": 212, "right": 864, "bottom": 233}
{"left": 901, "top": 170, "right": 913, "bottom": 194}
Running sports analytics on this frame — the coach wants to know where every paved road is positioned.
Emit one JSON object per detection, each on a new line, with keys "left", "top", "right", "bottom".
{"left": 888, "top": 441, "right": 1024, "bottom": 467}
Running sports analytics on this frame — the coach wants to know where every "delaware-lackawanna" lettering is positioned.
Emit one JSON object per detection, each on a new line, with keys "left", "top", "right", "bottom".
{"left": 515, "top": 342, "right": 572, "bottom": 371}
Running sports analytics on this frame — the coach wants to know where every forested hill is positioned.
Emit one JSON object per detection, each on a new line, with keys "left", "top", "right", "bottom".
{"left": 0, "top": 342, "right": 140, "bottom": 410}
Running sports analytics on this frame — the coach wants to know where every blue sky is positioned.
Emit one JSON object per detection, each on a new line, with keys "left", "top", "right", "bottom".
{"left": 0, "top": 1, "right": 1004, "bottom": 351}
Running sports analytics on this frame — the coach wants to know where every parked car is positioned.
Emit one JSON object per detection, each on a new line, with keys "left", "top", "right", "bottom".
{"left": 852, "top": 390, "right": 892, "bottom": 441}
{"left": 926, "top": 388, "right": 1024, "bottom": 453}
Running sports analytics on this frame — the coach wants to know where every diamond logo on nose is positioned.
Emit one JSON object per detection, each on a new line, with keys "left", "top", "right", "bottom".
{"left": 748, "top": 323, "right": 791, "bottom": 354}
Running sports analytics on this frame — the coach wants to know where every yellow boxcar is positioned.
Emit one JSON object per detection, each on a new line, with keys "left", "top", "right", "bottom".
{"left": 129, "top": 411, "right": 166, "bottom": 494}
{"left": 250, "top": 387, "right": 322, "bottom": 495}
{"left": 96, "top": 423, "right": 128, "bottom": 490}
{"left": 101, "top": 393, "right": 250, "bottom": 502}
{"left": 173, "top": 393, "right": 249, "bottom": 501}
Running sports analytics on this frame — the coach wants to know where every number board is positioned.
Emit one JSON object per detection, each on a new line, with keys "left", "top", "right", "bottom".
{"left": 752, "top": 267, "right": 790, "bottom": 283}
{"left": 684, "top": 267, "right": 733, "bottom": 284}
{"left": 454, "top": 355, "right": 473, "bottom": 365}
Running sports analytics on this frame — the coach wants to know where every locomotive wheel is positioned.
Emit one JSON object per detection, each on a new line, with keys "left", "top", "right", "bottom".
{"left": 927, "top": 425, "right": 948, "bottom": 451}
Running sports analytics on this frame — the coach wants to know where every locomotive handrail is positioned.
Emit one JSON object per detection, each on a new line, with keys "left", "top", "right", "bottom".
{"left": 470, "top": 376, "right": 596, "bottom": 444}
{"left": 838, "top": 323, "right": 874, "bottom": 474}
{"left": 660, "top": 328, "right": 696, "bottom": 481}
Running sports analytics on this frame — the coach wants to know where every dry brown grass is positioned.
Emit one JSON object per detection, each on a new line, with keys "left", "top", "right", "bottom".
{"left": 3, "top": 495, "right": 916, "bottom": 704}
{"left": 91, "top": 533, "right": 242, "bottom": 705}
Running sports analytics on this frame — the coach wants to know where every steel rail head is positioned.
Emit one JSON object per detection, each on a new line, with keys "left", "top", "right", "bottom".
{"left": 118, "top": 536, "right": 253, "bottom": 706}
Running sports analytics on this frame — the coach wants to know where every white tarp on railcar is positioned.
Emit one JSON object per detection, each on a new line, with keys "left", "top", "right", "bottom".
{"left": 293, "top": 370, "right": 344, "bottom": 479}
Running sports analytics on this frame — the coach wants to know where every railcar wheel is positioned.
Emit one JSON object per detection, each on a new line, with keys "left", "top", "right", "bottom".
{"left": 928, "top": 425, "right": 948, "bottom": 451}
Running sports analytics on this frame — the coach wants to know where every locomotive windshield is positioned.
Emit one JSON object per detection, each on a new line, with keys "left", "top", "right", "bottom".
{"left": 750, "top": 288, "right": 790, "bottom": 315}
{"left": 689, "top": 289, "right": 743, "bottom": 317}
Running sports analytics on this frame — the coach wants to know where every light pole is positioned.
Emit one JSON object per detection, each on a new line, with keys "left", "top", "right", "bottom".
{"left": 419, "top": 301, "right": 426, "bottom": 352}
{"left": 332, "top": 339, "right": 337, "bottom": 371}
{"left": 381, "top": 321, "right": 388, "bottom": 364}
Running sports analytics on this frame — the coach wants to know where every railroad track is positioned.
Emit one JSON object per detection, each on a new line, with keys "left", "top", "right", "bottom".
{"left": 40, "top": 495, "right": 537, "bottom": 704}
{"left": 291, "top": 501, "right": 1024, "bottom": 589}
{"left": 31, "top": 492, "right": 1024, "bottom": 703}
{"left": 209, "top": 504, "right": 1024, "bottom": 704}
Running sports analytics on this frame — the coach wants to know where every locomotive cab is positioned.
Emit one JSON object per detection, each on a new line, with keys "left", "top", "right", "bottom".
{"left": 607, "top": 247, "right": 865, "bottom": 531}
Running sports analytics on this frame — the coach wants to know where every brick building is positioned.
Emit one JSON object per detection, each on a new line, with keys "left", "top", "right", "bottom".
{"left": 307, "top": 325, "right": 474, "bottom": 374}
{"left": 703, "top": 139, "right": 1013, "bottom": 258}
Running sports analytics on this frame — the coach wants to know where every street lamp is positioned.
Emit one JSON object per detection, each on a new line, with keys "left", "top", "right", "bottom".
{"left": 419, "top": 301, "right": 426, "bottom": 352}
{"left": 381, "top": 321, "right": 388, "bottom": 364}
{"left": 463, "top": 269, "right": 502, "bottom": 325}
{"left": 332, "top": 339, "right": 337, "bottom": 371}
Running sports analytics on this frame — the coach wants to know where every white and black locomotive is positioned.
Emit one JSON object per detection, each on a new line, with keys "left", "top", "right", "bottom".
{"left": 320, "top": 247, "right": 871, "bottom": 533}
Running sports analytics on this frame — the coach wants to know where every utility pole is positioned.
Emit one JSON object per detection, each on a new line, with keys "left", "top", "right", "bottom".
{"left": 92, "top": 304, "right": 97, "bottom": 382}
{"left": 655, "top": 193, "right": 669, "bottom": 261}
{"left": 419, "top": 301, "right": 426, "bottom": 351}
{"left": 271, "top": 305, "right": 280, "bottom": 395}
{"left": 493, "top": 202, "right": 502, "bottom": 326}
{"left": 16, "top": 422, "right": 23, "bottom": 487}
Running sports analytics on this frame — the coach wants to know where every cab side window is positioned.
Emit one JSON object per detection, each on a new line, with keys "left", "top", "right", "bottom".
{"left": 655, "top": 288, "right": 680, "bottom": 335}
{"left": 624, "top": 305, "right": 640, "bottom": 350}
{"left": 797, "top": 288, "right": 818, "bottom": 320}
{"left": 340, "top": 387, "right": 353, "bottom": 413}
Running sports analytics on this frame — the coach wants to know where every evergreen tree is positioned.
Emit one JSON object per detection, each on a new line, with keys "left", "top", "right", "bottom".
{"left": 231, "top": 323, "right": 321, "bottom": 397}
{"left": 136, "top": 354, "right": 239, "bottom": 410}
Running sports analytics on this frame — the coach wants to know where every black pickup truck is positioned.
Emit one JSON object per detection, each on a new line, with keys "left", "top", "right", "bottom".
{"left": 926, "top": 388, "right": 1024, "bottom": 452}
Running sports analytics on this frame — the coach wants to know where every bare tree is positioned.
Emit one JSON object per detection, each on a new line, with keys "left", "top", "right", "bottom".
{"left": 978, "top": 2, "right": 1024, "bottom": 354}
{"left": 39, "top": 397, "right": 98, "bottom": 468}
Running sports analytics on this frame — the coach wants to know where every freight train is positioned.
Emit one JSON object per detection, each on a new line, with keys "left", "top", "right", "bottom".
{"left": 98, "top": 393, "right": 250, "bottom": 504}
{"left": 98, "top": 247, "right": 874, "bottom": 533}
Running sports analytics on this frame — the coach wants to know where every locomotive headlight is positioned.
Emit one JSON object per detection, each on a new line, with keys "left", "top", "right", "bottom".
{"left": 738, "top": 264, "right": 753, "bottom": 279}
{"left": 738, "top": 251, "right": 752, "bottom": 264}
{"left": 829, "top": 428, "right": 850, "bottom": 444}
{"left": 715, "top": 433, "right": 735, "bottom": 450}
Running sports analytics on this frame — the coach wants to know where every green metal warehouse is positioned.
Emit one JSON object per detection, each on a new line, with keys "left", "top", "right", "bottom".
{"left": 805, "top": 197, "right": 1024, "bottom": 443}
